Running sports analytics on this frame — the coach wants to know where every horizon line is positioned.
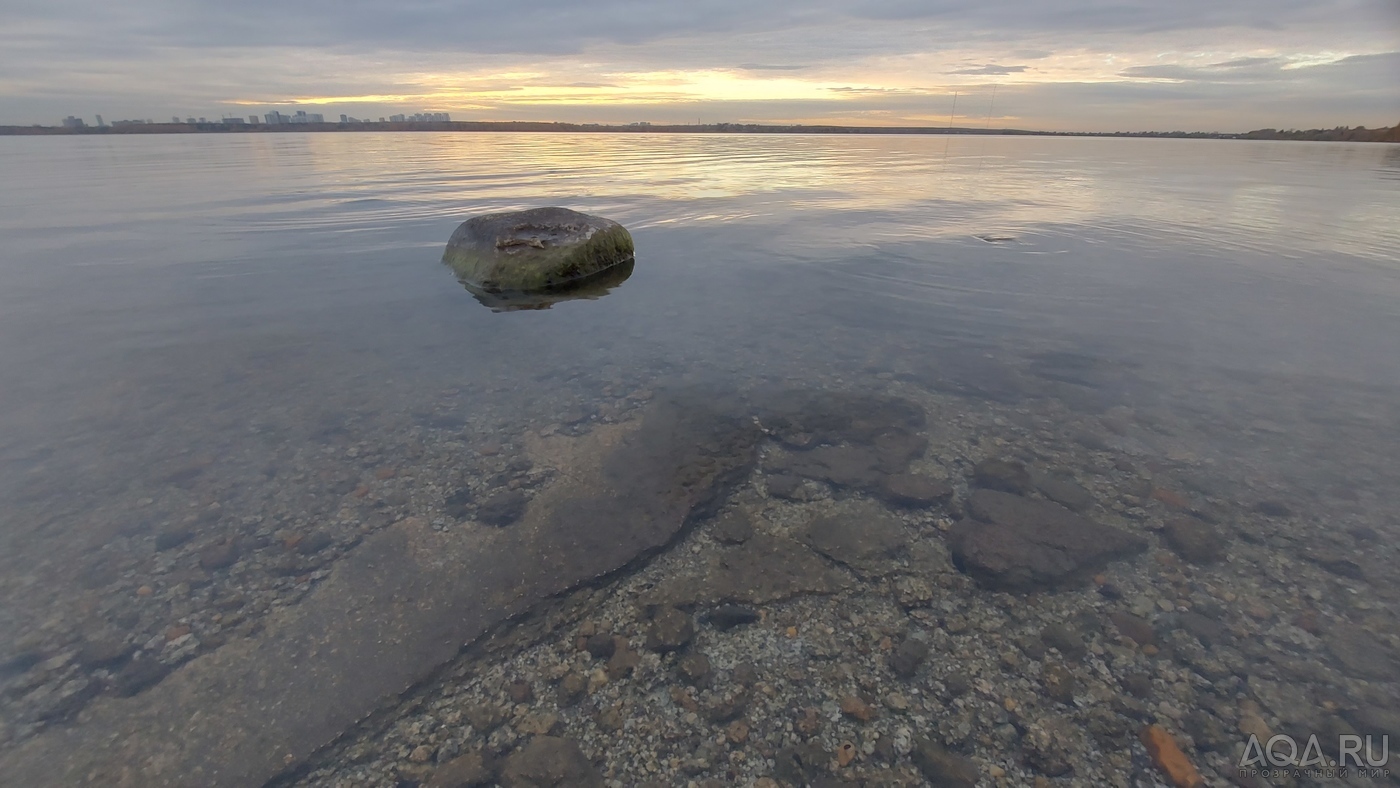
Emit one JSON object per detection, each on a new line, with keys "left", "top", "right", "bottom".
{"left": 3, "top": 119, "right": 1397, "bottom": 140}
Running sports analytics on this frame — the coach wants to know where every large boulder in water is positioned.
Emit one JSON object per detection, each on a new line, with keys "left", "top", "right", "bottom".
{"left": 442, "top": 207, "right": 634, "bottom": 293}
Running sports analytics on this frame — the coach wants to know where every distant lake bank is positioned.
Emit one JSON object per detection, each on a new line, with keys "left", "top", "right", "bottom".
{"left": 4, "top": 120, "right": 1397, "bottom": 142}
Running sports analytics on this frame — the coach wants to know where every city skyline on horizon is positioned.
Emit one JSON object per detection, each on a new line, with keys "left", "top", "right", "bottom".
{"left": 3, "top": 1, "right": 1397, "bottom": 132}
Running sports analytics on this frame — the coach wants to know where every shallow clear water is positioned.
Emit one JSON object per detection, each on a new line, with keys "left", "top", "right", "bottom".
{"left": 1, "top": 133, "right": 1398, "bottom": 781}
{"left": 3, "top": 134, "right": 1397, "bottom": 513}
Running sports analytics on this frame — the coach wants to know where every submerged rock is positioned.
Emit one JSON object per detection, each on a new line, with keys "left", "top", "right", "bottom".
{"left": 702, "top": 605, "right": 761, "bottom": 631}
{"left": 75, "top": 635, "right": 133, "bottom": 670}
{"left": 428, "top": 749, "right": 494, "bottom": 787}
{"left": 1252, "top": 499, "right": 1292, "bottom": 518}
{"left": 880, "top": 473, "right": 953, "bottom": 508}
{"left": 1033, "top": 470, "right": 1094, "bottom": 512}
{"left": 477, "top": 490, "right": 528, "bottom": 527}
{"left": 1163, "top": 516, "right": 1224, "bottom": 564}
{"left": 0, "top": 391, "right": 759, "bottom": 787}
{"left": 112, "top": 658, "right": 171, "bottom": 697}
{"left": 773, "top": 743, "right": 830, "bottom": 786}
{"left": 442, "top": 207, "right": 634, "bottom": 294}
{"left": 912, "top": 738, "right": 979, "bottom": 787}
{"left": 949, "top": 489, "right": 1147, "bottom": 591}
{"left": 647, "top": 534, "right": 850, "bottom": 606}
{"left": 154, "top": 526, "right": 194, "bottom": 552}
{"left": 764, "top": 473, "right": 810, "bottom": 501}
{"left": 1039, "top": 622, "right": 1087, "bottom": 660}
{"left": 799, "top": 502, "right": 907, "bottom": 577}
{"left": 771, "top": 444, "right": 882, "bottom": 489}
{"left": 890, "top": 639, "right": 930, "bottom": 678}
{"left": 644, "top": 607, "right": 695, "bottom": 653}
{"left": 971, "top": 458, "right": 1032, "bottom": 494}
{"left": 1108, "top": 611, "right": 1157, "bottom": 646}
{"left": 1327, "top": 624, "right": 1398, "bottom": 680}
{"left": 752, "top": 389, "right": 926, "bottom": 447}
{"left": 712, "top": 512, "right": 754, "bottom": 544}
{"left": 197, "top": 538, "right": 240, "bottom": 570}
{"left": 499, "top": 736, "right": 603, "bottom": 788}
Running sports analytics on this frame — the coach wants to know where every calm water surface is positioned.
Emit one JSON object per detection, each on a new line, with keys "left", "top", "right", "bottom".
{"left": 1, "top": 133, "right": 1398, "bottom": 782}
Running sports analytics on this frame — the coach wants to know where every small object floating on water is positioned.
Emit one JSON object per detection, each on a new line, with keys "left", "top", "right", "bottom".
{"left": 442, "top": 206, "right": 635, "bottom": 311}
{"left": 974, "top": 233, "right": 1017, "bottom": 243}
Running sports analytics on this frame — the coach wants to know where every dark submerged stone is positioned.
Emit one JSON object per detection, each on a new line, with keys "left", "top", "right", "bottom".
{"left": 949, "top": 489, "right": 1147, "bottom": 591}
{"left": 702, "top": 605, "right": 761, "bottom": 631}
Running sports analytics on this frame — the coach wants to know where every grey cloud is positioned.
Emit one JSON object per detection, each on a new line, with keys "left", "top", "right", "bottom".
{"left": 1121, "top": 58, "right": 1291, "bottom": 82}
{"left": 3, "top": 0, "right": 1391, "bottom": 56}
{"left": 1026, "top": 52, "right": 1400, "bottom": 129}
{"left": 466, "top": 50, "right": 1400, "bottom": 131}
{"left": 1120, "top": 52, "right": 1398, "bottom": 84}
{"left": 1120, "top": 64, "right": 1265, "bottom": 81}
{"left": 1329, "top": 51, "right": 1400, "bottom": 70}
{"left": 1, "top": 0, "right": 1396, "bottom": 128}
{"left": 845, "top": 0, "right": 1316, "bottom": 34}
{"left": 951, "top": 64, "right": 1029, "bottom": 75}
{"left": 826, "top": 86, "right": 921, "bottom": 94}
{"left": 1209, "top": 56, "right": 1283, "bottom": 68}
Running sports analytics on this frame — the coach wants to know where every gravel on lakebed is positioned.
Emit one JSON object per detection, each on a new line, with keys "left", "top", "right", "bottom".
{"left": 282, "top": 382, "right": 1400, "bottom": 788}
{"left": 2, "top": 347, "right": 1397, "bottom": 787}
{"left": 0, "top": 366, "right": 650, "bottom": 748}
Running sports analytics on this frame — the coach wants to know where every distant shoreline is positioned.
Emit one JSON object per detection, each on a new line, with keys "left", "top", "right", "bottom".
{"left": 2, "top": 120, "right": 1396, "bottom": 142}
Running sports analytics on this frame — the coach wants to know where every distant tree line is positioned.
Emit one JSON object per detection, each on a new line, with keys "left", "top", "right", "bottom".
{"left": 4, "top": 120, "right": 1397, "bottom": 141}
{"left": 1106, "top": 130, "right": 1237, "bottom": 139}
{"left": 1240, "top": 124, "right": 1400, "bottom": 142}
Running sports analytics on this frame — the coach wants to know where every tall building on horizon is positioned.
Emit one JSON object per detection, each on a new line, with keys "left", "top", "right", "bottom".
{"left": 61, "top": 116, "right": 85, "bottom": 128}
{"left": 384, "top": 111, "right": 451, "bottom": 123}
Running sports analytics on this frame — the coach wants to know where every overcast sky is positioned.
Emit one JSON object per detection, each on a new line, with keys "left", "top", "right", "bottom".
{"left": 2, "top": 0, "right": 1397, "bottom": 131}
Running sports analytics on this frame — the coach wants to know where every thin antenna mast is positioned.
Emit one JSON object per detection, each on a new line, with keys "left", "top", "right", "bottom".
{"left": 977, "top": 84, "right": 997, "bottom": 176}
{"left": 942, "top": 91, "right": 959, "bottom": 166}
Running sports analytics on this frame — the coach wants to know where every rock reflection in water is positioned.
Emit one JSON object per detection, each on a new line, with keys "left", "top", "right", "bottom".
{"left": 454, "top": 258, "right": 635, "bottom": 312}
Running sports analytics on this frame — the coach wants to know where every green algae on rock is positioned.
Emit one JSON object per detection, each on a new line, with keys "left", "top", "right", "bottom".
{"left": 442, "top": 207, "right": 634, "bottom": 293}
